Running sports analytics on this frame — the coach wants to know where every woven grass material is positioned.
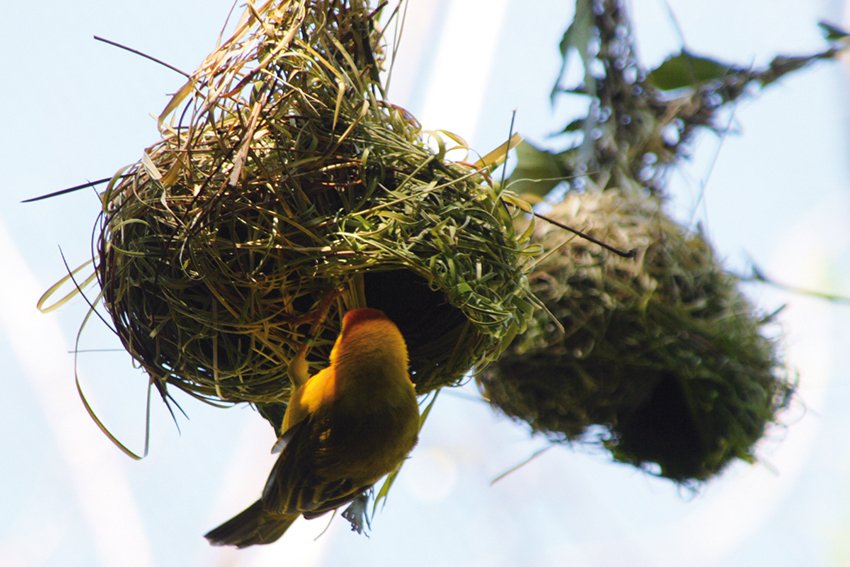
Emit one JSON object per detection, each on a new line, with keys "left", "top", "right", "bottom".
{"left": 95, "top": 0, "right": 534, "bottom": 407}
{"left": 478, "top": 188, "right": 793, "bottom": 482}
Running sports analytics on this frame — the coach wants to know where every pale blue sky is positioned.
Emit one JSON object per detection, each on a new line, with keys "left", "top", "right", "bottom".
{"left": 2, "top": 1, "right": 850, "bottom": 566}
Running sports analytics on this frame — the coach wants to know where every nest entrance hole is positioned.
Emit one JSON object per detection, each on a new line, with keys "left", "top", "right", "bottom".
{"left": 364, "top": 269, "right": 467, "bottom": 390}
{"left": 615, "top": 373, "right": 706, "bottom": 480}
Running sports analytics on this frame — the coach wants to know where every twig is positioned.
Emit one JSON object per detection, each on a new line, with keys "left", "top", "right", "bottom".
{"left": 533, "top": 210, "right": 637, "bottom": 258}
{"left": 21, "top": 175, "right": 126, "bottom": 203}
{"left": 94, "top": 35, "right": 191, "bottom": 78}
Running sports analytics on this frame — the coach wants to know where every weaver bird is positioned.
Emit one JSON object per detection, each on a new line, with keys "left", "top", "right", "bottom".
{"left": 205, "top": 307, "right": 419, "bottom": 547}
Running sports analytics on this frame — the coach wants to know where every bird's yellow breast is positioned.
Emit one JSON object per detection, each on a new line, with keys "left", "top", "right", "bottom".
{"left": 281, "top": 313, "right": 418, "bottom": 476}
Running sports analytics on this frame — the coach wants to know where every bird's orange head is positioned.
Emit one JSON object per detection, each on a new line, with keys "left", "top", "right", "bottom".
{"left": 341, "top": 307, "right": 390, "bottom": 330}
{"left": 329, "top": 308, "right": 409, "bottom": 374}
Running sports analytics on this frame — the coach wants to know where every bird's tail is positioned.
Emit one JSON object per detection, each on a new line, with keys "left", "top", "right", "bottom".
{"left": 205, "top": 500, "right": 297, "bottom": 548}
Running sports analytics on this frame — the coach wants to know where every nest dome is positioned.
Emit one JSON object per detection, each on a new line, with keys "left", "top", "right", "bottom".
{"left": 95, "top": 0, "right": 534, "bottom": 408}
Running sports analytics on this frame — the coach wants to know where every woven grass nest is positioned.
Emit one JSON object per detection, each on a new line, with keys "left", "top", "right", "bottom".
{"left": 94, "top": 0, "right": 534, "bottom": 412}
{"left": 477, "top": 188, "right": 794, "bottom": 482}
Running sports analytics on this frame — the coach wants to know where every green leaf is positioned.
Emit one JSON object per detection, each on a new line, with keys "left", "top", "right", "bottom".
{"left": 560, "top": 118, "right": 586, "bottom": 134}
{"left": 818, "top": 20, "right": 850, "bottom": 41}
{"left": 552, "top": 0, "right": 595, "bottom": 102}
{"left": 647, "top": 50, "right": 736, "bottom": 91}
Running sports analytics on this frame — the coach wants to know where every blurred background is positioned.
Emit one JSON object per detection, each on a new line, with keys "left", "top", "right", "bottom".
{"left": 2, "top": 0, "right": 850, "bottom": 565}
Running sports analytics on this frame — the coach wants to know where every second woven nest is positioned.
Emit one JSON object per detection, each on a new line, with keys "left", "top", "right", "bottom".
{"left": 478, "top": 188, "right": 793, "bottom": 482}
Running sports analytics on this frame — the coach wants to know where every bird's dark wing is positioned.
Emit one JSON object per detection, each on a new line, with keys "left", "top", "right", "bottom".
{"left": 262, "top": 414, "right": 368, "bottom": 518}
